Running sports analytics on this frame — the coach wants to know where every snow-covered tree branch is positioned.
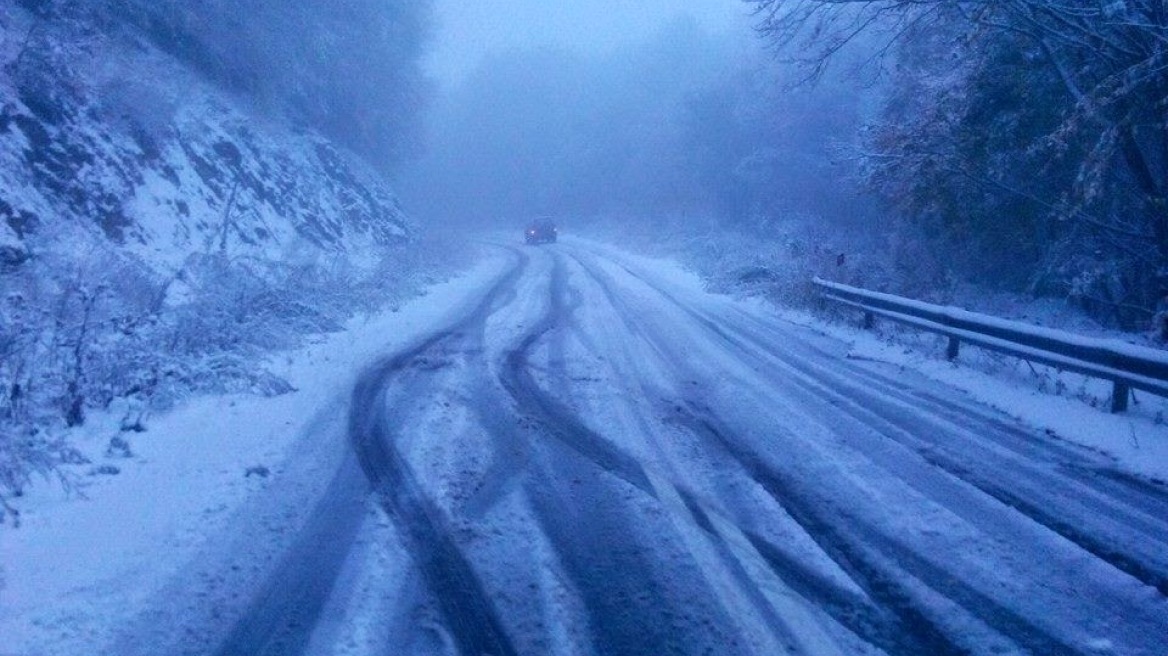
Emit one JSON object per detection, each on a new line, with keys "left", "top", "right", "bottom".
{"left": 753, "top": 0, "right": 1168, "bottom": 330}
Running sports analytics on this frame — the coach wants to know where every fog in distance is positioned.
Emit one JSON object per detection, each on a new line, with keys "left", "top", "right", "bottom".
{"left": 394, "top": 1, "right": 876, "bottom": 236}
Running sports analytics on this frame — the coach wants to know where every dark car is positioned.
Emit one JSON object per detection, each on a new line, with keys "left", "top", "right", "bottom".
{"left": 525, "top": 219, "right": 558, "bottom": 244}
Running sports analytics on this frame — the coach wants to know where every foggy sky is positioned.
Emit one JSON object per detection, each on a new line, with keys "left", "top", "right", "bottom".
{"left": 397, "top": 0, "right": 876, "bottom": 233}
{"left": 426, "top": 0, "right": 753, "bottom": 87}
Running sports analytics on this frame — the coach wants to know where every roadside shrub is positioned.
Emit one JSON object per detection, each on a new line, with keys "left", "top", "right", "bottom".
{"left": 0, "top": 236, "right": 461, "bottom": 517}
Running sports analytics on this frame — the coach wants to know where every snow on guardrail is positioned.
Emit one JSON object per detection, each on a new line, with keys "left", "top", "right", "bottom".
{"left": 812, "top": 277, "right": 1168, "bottom": 413}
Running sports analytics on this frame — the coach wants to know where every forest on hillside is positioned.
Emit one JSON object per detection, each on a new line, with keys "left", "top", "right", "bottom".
{"left": 752, "top": 0, "right": 1168, "bottom": 333}
{"left": 406, "top": 1, "right": 1167, "bottom": 338}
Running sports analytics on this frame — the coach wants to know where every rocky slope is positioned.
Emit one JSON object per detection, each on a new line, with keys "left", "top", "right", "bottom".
{"left": 0, "top": 5, "right": 411, "bottom": 274}
{"left": 0, "top": 2, "right": 424, "bottom": 512}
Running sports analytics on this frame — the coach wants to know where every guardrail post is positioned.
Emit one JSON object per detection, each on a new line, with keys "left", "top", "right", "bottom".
{"left": 863, "top": 311, "right": 874, "bottom": 330}
{"left": 1111, "top": 382, "right": 1130, "bottom": 413}
{"left": 946, "top": 336, "right": 960, "bottom": 361}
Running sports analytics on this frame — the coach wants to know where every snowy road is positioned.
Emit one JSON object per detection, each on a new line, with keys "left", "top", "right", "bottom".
{"left": 219, "top": 240, "right": 1168, "bottom": 656}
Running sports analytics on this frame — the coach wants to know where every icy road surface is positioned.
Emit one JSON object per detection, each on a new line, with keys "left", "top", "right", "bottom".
{"left": 161, "top": 241, "right": 1168, "bottom": 654}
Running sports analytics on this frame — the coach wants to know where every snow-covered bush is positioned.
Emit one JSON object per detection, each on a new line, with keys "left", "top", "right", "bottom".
{"left": 0, "top": 236, "right": 460, "bottom": 516}
{"left": 0, "top": 1, "right": 437, "bottom": 514}
{"left": 0, "top": 424, "right": 83, "bottom": 526}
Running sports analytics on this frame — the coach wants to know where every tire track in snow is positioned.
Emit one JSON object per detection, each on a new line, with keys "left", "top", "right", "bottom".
{"left": 580, "top": 243, "right": 1168, "bottom": 600}
{"left": 562, "top": 249, "right": 919, "bottom": 654}
{"left": 499, "top": 251, "right": 765, "bottom": 655}
{"left": 497, "top": 252, "right": 656, "bottom": 497}
{"left": 676, "top": 407, "right": 1084, "bottom": 656}
{"left": 719, "top": 318, "right": 1168, "bottom": 598}
{"left": 212, "top": 456, "right": 368, "bottom": 656}
{"left": 564, "top": 244, "right": 1135, "bottom": 655}
{"left": 209, "top": 247, "right": 528, "bottom": 656}
{"left": 344, "top": 246, "right": 530, "bottom": 656}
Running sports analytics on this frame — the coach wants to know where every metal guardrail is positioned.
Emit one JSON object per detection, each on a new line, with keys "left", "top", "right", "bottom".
{"left": 813, "top": 277, "right": 1168, "bottom": 413}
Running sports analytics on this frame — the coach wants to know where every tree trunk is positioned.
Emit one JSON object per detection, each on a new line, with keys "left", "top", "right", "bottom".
{"left": 1118, "top": 126, "right": 1168, "bottom": 263}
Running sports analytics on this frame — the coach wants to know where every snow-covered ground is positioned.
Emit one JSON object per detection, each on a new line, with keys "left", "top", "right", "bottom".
{"left": 3, "top": 238, "right": 1166, "bottom": 655}
{"left": 772, "top": 307, "right": 1168, "bottom": 483}
{"left": 578, "top": 227, "right": 1168, "bottom": 481}
{"left": 0, "top": 249, "right": 512, "bottom": 656}
{"left": 577, "top": 237, "right": 1168, "bottom": 481}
